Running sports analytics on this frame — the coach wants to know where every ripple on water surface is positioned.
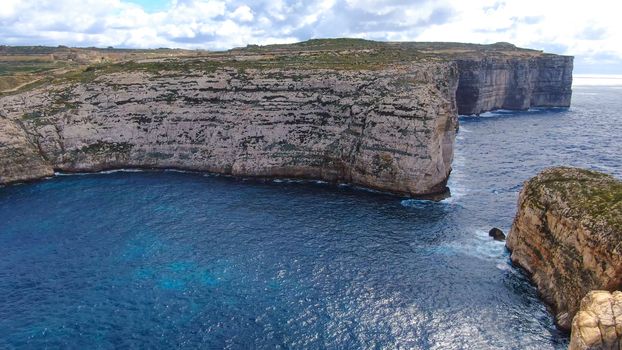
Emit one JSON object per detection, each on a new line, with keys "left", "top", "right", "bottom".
{"left": 1, "top": 86, "right": 621, "bottom": 349}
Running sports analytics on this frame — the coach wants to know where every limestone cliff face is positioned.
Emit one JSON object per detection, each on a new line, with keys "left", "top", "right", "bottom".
{"left": 0, "top": 116, "right": 54, "bottom": 183}
{"left": 0, "top": 63, "right": 458, "bottom": 196}
{"left": 0, "top": 40, "right": 574, "bottom": 195}
{"left": 456, "top": 55, "right": 573, "bottom": 115}
{"left": 569, "top": 291, "right": 622, "bottom": 350}
{"left": 507, "top": 167, "right": 622, "bottom": 330}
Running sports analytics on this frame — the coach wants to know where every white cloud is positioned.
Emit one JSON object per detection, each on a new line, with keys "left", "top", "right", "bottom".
{"left": 0, "top": 0, "right": 23, "bottom": 19}
{"left": 415, "top": 0, "right": 622, "bottom": 72}
{"left": 0, "top": 0, "right": 620, "bottom": 72}
{"left": 230, "top": 5, "right": 254, "bottom": 22}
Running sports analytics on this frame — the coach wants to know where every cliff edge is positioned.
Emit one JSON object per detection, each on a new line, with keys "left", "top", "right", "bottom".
{"left": 507, "top": 167, "right": 622, "bottom": 330}
{"left": 0, "top": 39, "right": 573, "bottom": 195}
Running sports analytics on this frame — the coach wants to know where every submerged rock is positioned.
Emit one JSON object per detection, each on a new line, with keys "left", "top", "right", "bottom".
{"left": 569, "top": 291, "right": 622, "bottom": 350}
{"left": 489, "top": 227, "right": 506, "bottom": 241}
{"left": 507, "top": 167, "right": 622, "bottom": 330}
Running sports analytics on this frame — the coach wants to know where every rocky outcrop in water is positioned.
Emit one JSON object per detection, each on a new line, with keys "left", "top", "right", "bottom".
{"left": 489, "top": 227, "right": 506, "bottom": 241}
{"left": 507, "top": 167, "right": 622, "bottom": 330}
{"left": 0, "top": 40, "right": 573, "bottom": 195}
{"left": 569, "top": 291, "right": 622, "bottom": 350}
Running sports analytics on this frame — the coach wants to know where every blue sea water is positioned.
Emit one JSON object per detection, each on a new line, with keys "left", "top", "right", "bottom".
{"left": 0, "top": 85, "right": 621, "bottom": 349}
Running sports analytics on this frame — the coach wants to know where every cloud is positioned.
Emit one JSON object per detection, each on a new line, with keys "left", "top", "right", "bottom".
{"left": 416, "top": 0, "right": 622, "bottom": 72}
{"left": 578, "top": 26, "right": 607, "bottom": 41}
{"left": 230, "top": 5, "right": 253, "bottom": 22}
{"left": 0, "top": 0, "right": 620, "bottom": 72}
{"left": 0, "top": 0, "right": 454, "bottom": 49}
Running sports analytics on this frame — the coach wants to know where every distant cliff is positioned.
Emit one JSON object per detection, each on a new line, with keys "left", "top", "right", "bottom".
{"left": 0, "top": 39, "right": 573, "bottom": 195}
{"left": 507, "top": 167, "right": 621, "bottom": 331}
{"left": 456, "top": 55, "right": 573, "bottom": 114}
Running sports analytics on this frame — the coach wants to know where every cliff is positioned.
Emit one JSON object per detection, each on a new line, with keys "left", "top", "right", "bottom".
{"left": 0, "top": 61, "right": 459, "bottom": 196}
{"left": 455, "top": 54, "right": 573, "bottom": 115}
{"left": 507, "top": 167, "right": 622, "bottom": 330}
{"left": 0, "top": 39, "right": 573, "bottom": 195}
{"left": 0, "top": 117, "right": 54, "bottom": 182}
{"left": 569, "top": 291, "right": 622, "bottom": 350}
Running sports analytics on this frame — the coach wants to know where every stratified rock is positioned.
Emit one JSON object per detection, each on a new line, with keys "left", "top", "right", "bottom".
{"left": 456, "top": 55, "right": 573, "bottom": 115}
{"left": 0, "top": 62, "right": 459, "bottom": 196}
{"left": 507, "top": 167, "right": 622, "bottom": 330}
{"left": 489, "top": 227, "right": 506, "bottom": 241}
{"left": 0, "top": 117, "right": 53, "bottom": 183}
{"left": 0, "top": 40, "right": 573, "bottom": 195}
{"left": 569, "top": 291, "right": 622, "bottom": 350}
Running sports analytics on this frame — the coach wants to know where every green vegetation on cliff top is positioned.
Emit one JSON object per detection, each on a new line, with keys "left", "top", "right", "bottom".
{"left": 524, "top": 166, "right": 622, "bottom": 234}
{"left": 57, "top": 39, "right": 553, "bottom": 83}
{"left": 0, "top": 45, "right": 198, "bottom": 95}
{"left": 235, "top": 38, "right": 542, "bottom": 54}
{"left": 0, "top": 38, "right": 562, "bottom": 96}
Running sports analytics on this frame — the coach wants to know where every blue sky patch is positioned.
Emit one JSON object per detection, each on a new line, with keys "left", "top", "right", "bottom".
{"left": 125, "top": 0, "right": 170, "bottom": 12}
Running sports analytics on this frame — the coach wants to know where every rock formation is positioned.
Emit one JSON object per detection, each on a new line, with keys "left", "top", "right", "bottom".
{"left": 489, "top": 227, "right": 506, "bottom": 241}
{"left": 507, "top": 167, "right": 622, "bottom": 330}
{"left": 0, "top": 62, "right": 459, "bottom": 196}
{"left": 569, "top": 291, "right": 622, "bottom": 350}
{"left": 0, "top": 117, "right": 54, "bottom": 183}
{"left": 455, "top": 55, "right": 573, "bottom": 115}
{"left": 0, "top": 39, "right": 573, "bottom": 195}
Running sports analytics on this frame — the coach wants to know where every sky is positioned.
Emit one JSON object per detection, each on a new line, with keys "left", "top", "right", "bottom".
{"left": 0, "top": 0, "right": 620, "bottom": 73}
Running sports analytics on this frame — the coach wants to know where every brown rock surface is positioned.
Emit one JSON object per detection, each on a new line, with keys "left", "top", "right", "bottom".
{"left": 569, "top": 291, "right": 622, "bottom": 350}
{"left": 507, "top": 167, "right": 622, "bottom": 330}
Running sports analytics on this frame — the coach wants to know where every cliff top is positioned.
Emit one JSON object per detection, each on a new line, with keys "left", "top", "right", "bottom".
{"left": 0, "top": 45, "right": 199, "bottom": 94}
{"left": 232, "top": 38, "right": 549, "bottom": 57}
{"left": 1, "top": 38, "right": 567, "bottom": 95}
{"left": 523, "top": 167, "right": 622, "bottom": 236}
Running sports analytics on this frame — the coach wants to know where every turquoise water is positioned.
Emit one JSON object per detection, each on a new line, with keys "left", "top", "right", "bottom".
{"left": 0, "top": 85, "right": 620, "bottom": 349}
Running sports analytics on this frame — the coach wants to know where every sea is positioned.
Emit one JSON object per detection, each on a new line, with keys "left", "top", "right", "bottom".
{"left": 0, "top": 75, "right": 620, "bottom": 349}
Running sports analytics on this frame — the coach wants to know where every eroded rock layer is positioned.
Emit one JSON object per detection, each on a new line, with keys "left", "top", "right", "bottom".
{"left": 507, "top": 167, "right": 622, "bottom": 330}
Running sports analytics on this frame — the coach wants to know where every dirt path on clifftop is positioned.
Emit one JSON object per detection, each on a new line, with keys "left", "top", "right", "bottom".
{"left": 0, "top": 67, "right": 74, "bottom": 94}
